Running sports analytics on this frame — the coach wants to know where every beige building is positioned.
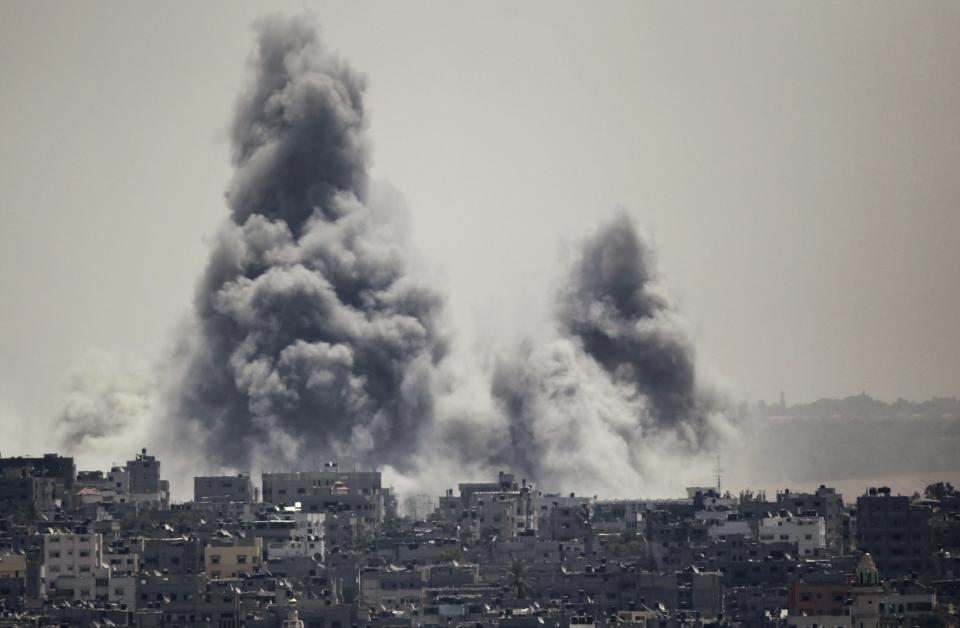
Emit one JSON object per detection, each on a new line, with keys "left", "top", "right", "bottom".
{"left": 204, "top": 537, "right": 263, "bottom": 579}
{"left": 0, "top": 551, "right": 27, "bottom": 578}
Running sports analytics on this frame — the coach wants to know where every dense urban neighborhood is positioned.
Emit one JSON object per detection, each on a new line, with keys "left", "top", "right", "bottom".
{"left": 1, "top": 450, "right": 959, "bottom": 627}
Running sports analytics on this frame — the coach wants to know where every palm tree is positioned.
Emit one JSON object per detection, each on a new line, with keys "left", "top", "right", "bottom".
{"left": 504, "top": 559, "right": 533, "bottom": 598}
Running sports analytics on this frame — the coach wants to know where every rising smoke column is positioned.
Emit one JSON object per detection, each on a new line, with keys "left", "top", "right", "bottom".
{"left": 483, "top": 212, "right": 731, "bottom": 494}
{"left": 171, "top": 16, "right": 447, "bottom": 471}
{"left": 556, "top": 211, "right": 719, "bottom": 443}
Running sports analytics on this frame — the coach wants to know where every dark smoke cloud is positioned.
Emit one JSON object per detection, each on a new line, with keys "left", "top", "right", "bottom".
{"left": 556, "top": 211, "right": 718, "bottom": 444}
{"left": 171, "top": 15, "right": 447, "bottom": 471}
{"left": 228, "top": 17, "right": 368, "bottom": 233}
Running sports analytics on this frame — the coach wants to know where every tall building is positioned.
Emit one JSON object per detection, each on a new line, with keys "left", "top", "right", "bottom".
{"left": 127, "top": 448, "right": 160, "bottom": 495}
{"left": 125, "top": 448, "right": 169, "bottom": 508}
{"left": 777, "top": 485, "right": 846, "bottom": 552}
{"left": 855, "top": 487, "right": 931, "bottom": 578}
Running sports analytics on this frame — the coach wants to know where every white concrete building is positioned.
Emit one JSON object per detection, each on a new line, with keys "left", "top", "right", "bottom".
{"left": 253, "top": 509, "right": 325, "bottom": 561}
{"left": 42, "top": 531, "right": 103, "bottom": 591}
{"left": 473, "top": 488, "right": 540, "bottom": 541}
{"left": 760, "top": 515, "right": 826, "bottom": 556}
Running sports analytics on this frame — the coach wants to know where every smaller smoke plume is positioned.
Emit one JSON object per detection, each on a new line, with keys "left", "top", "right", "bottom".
{"left": 475, "top": 212, "right": 733, "bottom": 495}
{"left": 556, "top": 211, "right": 722, "bottom": 446}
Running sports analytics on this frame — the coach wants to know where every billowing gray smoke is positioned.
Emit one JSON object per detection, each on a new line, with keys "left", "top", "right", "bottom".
{"left": 475, "top": 212, "right": 731, "bottom": 494}
{"left": 172, "top": 16, "right": 447, "bottom": 471}
{"left": 556, "top": 211, "right": 718, "bottom": 443}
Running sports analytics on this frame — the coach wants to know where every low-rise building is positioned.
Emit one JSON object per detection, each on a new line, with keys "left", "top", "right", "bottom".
{"left": 204, "top": 536, "right": 263, "bottom": 579}
{"left": 194, "top": 474, "right": 257, "bottom": 503}
{"left": 760, "top": 514, "right": 826, "bottom": 556}
{"left": 42, "top": 530, "right": 103, "bottom": 592}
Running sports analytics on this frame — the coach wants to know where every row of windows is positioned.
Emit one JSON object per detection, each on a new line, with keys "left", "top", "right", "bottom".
{"left": 46, "top": 536, "right": 93, "bottom": 543}
{"left": 208, "top": 554, "right": 259, "bottom": 565}
{"left": 47, "top": 565, "right": 93, "bottom": 573}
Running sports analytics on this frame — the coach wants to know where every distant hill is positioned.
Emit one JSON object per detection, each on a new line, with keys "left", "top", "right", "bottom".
{"left": 726, "top": 394, "right": 960, "bottom": 492}
{"left": 760, "top": 393, "right": 960, "bottom": 420}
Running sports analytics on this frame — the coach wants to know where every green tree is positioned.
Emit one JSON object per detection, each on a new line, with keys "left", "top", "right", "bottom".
{"left": 503, "top": 559, "right": 533, "bottom": 598}
{"left": 439, "top": 548, "right": 464, "bottom": 563}
{"left": 924, "top": 482, "right": 957, "bottom": 500}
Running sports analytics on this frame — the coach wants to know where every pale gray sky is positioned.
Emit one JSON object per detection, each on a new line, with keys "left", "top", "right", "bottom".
{"left": 2, "top": 1, "right": 960, "bottom": 446}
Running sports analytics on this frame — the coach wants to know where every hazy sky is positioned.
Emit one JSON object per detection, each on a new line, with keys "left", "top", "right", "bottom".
{"left": 2, "top": 1, "right": 959, "bottom": 445}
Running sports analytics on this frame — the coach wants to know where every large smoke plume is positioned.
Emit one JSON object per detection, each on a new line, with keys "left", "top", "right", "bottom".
{"left": 169, "top": 16, "right": 447, "bottom": 472}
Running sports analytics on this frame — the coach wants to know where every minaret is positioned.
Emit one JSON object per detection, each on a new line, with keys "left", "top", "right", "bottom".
{"left": 850, "top": 553, "right": 883, "bottom": 628}
{"left": 282, "top": 600, "right": 304, "bottom": 628}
